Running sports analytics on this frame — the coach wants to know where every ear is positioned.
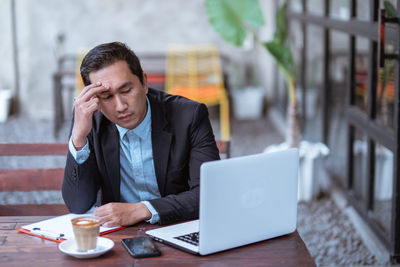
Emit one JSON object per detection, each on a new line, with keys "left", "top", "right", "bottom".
{"left": 142, "top": 72, "right": 148, "bottom": 94}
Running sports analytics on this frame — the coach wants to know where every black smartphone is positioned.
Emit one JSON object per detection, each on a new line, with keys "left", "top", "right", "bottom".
{"left": 121, "top": 236, "right": 161, "bottom": 258}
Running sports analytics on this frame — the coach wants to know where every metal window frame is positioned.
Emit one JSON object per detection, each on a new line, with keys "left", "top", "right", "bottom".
{"left": 392, "top": 0, "right": 400, "bottom": 258}
{"left": 287, "top": 0, "right": 400, "bottom": 262}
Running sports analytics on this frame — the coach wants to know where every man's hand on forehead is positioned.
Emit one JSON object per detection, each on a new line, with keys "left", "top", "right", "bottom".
{"left": 76, "top": 82, "right": 110, "bottom": 102}
{"left": 72, "top": 82, "right": 111, "bottom": 149}
{"left": 88, "top": 82, "right": 110, "bottom": 96}
{"left": 96, "top": 85, "right": 112, "bottom": 98}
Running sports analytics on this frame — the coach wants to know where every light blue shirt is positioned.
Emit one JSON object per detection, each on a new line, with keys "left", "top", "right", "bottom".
{"left": 69, "top": 97, "right": 161, "bottom": 223}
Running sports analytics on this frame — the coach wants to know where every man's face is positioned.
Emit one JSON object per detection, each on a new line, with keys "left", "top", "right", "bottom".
{"left": 89, "top": 60, "right": 148, "bottom": 129}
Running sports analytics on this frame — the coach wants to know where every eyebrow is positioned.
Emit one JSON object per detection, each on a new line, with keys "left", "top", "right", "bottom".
{"left": 116, "top": 81, "right": 133, "bottom": 91}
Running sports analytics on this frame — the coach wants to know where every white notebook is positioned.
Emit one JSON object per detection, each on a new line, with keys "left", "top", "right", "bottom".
{"left": 18, "top": 209, "right": 123, "bottom": 242}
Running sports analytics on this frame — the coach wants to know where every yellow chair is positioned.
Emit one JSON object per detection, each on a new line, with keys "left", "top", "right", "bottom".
{"left": 165, "top": 45, "right": 230, "bottom": 141}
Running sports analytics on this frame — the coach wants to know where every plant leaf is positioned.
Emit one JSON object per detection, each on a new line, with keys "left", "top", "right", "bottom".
{"left": 384, "top": 0, "right": 397, "bottom": 18}
{"left": 274, "top": 2, "right": 288, "bottom": 44}
{"left": 263, "top": 40, "right": 294, "bottom": 81}
{"left": 205, "top": 0, "right": 264, "bottom": 46}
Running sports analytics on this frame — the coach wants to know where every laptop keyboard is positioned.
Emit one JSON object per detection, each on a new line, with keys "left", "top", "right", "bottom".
{"left": 174, "top": 232, "right": 199, "bottom": 246}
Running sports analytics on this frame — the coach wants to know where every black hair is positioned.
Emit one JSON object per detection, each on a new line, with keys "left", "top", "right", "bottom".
{"left": 80, "top": 42, "right": 143, "bottom": 86}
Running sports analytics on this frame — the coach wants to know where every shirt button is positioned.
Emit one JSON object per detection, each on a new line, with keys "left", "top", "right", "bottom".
{"left": 136, "top": 172, "right": 140, "bottom": 176}
{"left": 133, "top": 150, "right": 137, "bottom": 154}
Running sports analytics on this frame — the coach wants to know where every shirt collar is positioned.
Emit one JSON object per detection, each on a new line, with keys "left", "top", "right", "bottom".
{"left": 116, "top": 97, "right": 151, "bottom": 140}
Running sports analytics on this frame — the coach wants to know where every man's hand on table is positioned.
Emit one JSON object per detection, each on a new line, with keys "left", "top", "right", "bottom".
{"left": 93, "top": 202, "right": 152, "bottom": 227}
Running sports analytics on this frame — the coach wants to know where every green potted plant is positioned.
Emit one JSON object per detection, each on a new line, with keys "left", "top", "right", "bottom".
{"left": 205, "top": 0, "right": 301, "bottom": 147}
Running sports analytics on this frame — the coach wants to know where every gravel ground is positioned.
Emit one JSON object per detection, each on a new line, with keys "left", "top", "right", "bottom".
{"left": 0, "top": 112, "right": 392, "bottom": 266}
{"left": 297, "top": 195, "right": 388, "bottom": 266}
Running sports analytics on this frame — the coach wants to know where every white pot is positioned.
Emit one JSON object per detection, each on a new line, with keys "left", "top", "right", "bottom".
{"left": 0, "top": 89, "right": 12, "bottom": 123}
{"left": 232, "top": 86, "right": 264, "bottom": 119}
{"left": 264, "top": 141, "right": 330, "bottom": 202}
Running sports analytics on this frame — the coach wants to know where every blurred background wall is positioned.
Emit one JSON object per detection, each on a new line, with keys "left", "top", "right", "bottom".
{"left": 0, "top": 0, "right": 15, "bottom": 94}
{"left": 0, "top": 0, "right": 276, "bottom": 119}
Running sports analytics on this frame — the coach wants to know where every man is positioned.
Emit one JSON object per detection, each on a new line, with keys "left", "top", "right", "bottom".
{"left": 62, "top": 42, "right": 220, "bottom": 227}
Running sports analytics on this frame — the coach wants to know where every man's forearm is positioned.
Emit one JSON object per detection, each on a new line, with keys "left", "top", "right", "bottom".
{"left": 62, "top": 152, "right": 100, "bottom": 213}
{"left": 149, "top": 187, "right": 200, "bottom": 225}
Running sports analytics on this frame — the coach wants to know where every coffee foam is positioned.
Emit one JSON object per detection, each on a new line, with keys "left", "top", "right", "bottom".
{"left": 76, "top": 220, "right": 91, "bottom": 225}
{"left": 72, "top": 217, "right": 100, "bottom": 227}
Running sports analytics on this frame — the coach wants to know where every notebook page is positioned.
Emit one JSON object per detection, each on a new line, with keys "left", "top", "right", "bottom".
{"left": 21, "top": 212, "right": 119, "bottom": 240}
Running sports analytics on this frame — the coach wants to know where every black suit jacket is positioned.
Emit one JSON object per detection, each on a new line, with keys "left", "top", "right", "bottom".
{"left": 62, "top": 88, "right": 220, "bottom": 225}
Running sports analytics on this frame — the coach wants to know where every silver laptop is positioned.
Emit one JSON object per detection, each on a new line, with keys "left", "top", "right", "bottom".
{"left": 146, "top": 148, "right": 299, "bottom": 255}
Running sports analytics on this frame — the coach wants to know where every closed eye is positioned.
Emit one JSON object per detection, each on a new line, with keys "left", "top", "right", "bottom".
{"left": 121, "top": 88, "right": 132, "bottom": 94}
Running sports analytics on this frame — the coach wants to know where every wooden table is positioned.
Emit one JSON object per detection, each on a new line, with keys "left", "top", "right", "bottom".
{"left": 0, "top": 216, "right": 315, "bottom": 266}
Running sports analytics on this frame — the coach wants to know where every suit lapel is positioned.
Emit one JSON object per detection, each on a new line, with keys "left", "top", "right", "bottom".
{"left": 149, "top": 94, "right": 172, "bottom": 196}
{"left": 101, "top": 121, "right": 121, "bottom": 201}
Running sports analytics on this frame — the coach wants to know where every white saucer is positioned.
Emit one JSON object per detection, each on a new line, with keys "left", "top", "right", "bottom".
{"left": 58, "top": 237, "right": 114, "bottom": 259}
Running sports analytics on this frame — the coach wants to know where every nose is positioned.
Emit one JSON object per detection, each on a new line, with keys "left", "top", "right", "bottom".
{"left": 115, "top": 95, "right": 128, "bottom": 113}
